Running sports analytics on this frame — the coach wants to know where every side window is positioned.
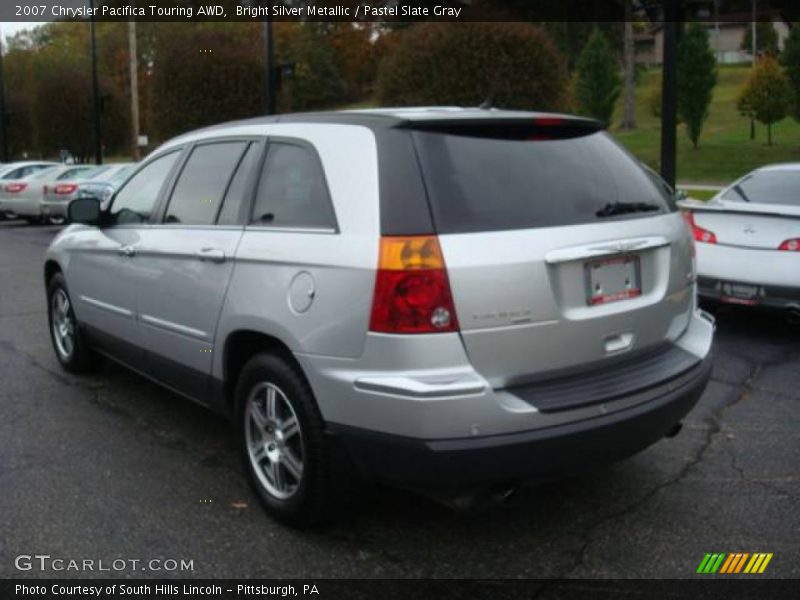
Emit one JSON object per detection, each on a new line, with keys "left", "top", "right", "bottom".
{"left": 251, "top": 143, "right": 336, "bottom": 229}
{"left": 217, "top": 143, "right": 259, "bottom": 225}
{"left": 3, "top": 167, "right": 25, "bottom": 179}
{"left": 164, "top": 141, "right": 247, "bottom": 225}
{"left": 110, "top": 151, "right": 180, "bottom": 225}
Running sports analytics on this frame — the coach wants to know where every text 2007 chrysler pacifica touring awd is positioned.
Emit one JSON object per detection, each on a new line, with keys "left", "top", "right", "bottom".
{"left": 44, "top": 108, "right": 714, "bottom": 525}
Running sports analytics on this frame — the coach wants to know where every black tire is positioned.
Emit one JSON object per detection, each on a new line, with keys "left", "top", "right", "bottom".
{"left": 24, "top": 216, "right": 41, "bottom": 225}
{"left": 47, "top": 272, "right": 97, "bottom": 373}
{"left": 235, "top": 352, "right": 347, "bottom": 527}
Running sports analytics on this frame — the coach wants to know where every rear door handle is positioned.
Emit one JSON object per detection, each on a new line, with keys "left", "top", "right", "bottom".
{"left": 196, "top": 248, "right": 226, "bottom": 263}
{"left": 118, "top": 245, "right": 136, "bottom": 257}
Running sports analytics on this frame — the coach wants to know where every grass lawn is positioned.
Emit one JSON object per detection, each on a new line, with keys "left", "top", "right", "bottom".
{"left": 678, "top": 188, "right": 717, "bottom": 201}
{"left": 612, "top": 65, "right": 800, "bottom": 185}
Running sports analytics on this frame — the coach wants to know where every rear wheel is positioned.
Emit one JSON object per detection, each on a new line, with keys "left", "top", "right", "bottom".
{"left": 47, "top": 273, "right": 96, "bottom": 372}
{"left": 235, "top": 353, "right": 343, "bottom": 527}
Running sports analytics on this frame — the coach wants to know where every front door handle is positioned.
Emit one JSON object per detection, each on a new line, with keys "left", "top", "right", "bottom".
{"left": 118, "top": 245, "right": 136, "bottom": 257}
{"left": 196, "top": 247, "right": 226, "bottom": 263}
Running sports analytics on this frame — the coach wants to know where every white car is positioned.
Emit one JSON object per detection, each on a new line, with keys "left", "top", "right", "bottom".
{"left": 680, "top": 164, "right": 800, "bottom": 319}
{"left": 41, "top": 163, "right": 135, "bottom": 222}
{"left": 0, "top": 161, "right": 59, "bottom": 220}
{"left": 0, "top": 165, "right": 97, "bottom": 224}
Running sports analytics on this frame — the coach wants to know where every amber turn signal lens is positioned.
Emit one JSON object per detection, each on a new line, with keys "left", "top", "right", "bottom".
{"left": 378, "top": 236, "right": 446, "bottom": 270}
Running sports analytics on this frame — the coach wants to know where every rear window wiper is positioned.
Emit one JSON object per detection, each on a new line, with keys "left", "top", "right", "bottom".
{"left": 730, "top": 184, "right": 751, "bottom": 203}
{"left": 596, "top": 202, "right": 662, "bottom": 218}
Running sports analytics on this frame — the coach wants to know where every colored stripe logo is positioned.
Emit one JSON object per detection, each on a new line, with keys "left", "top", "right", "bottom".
{"left": 696, "top": 553, "right": 773, "bottom": 574}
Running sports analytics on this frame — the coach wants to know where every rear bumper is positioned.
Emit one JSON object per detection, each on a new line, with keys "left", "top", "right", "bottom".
{"left": 40, "top": 200, "right": 70, "bottom": 219}
{"left": 330, "top": 352, "right": 712, "bottom": 489}
{"left": 698, "top": 276, "right": 800, "bottom": 310}
{"left": 0, "top": 197, "right": 40, "bottom": 217}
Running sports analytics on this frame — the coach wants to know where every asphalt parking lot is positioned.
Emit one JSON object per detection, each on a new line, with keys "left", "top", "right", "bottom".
{"left": 0, "top": 221, "right": 797, "bottom": 580}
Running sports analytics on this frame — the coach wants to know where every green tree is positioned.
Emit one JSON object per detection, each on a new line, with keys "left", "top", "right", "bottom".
{"left": 738, "top": 56, "right": 792, "bottom": 145}
{"left": 677, "top": 24, "right": 717, "bottom": 149}
{"left": 376, "top": 22, "right": 569, "bottom": 111}
{"left": 741, "top": 22, "right": 780, "bottom": 57}
{"left": 780, "top": 24, "right": 800, "bottom": 120}
{"left": 275, "top": 24, "right": 345, "bottom": 113}
{"left": 574, "top": 29, "right": 621, "bottom": 124}
{"left": 149, "top": 24, "right": 267, "bottom": 141}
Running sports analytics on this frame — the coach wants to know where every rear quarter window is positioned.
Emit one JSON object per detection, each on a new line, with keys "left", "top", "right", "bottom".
{"left": 412, "top": 129, "right": 674, "bottom": 234}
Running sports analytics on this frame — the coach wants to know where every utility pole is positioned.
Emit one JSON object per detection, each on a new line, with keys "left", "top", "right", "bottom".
{"left": 660, "top": 0, "right": 679, "bottom": 189}
{"left": 89, "top": 0, "right": 102, "bottom": 164}
{"left": 264, "top": 16, "right": 275, "bottom": 115}
{"left": 128, "top": 19, "right": 140, "bottom": 160}
{"left": 0, "top": 26, "right": 9, "bottom": 162}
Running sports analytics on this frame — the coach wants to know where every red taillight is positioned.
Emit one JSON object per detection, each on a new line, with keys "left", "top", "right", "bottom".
{"left": 682, "top": 211, "right": 717, "bottom": 244}
{"left": 778, "top": 238, "right": 800, "bottom": 251}
{"left": 369, "top": 236, "right": 459, "bottom": 334}
{"left": 54, "top": 183, "right": 78, "bottom": 195}
{"left": 5, "top": 183, "right": 27, "bottom": 194}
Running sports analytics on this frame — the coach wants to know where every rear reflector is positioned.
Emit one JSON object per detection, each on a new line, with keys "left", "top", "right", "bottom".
{"left": 5, "top": 183, "right": 27, "bottom": 193}
{"left": 778, "top": 238, "right": 800, "bottom": 251}
{"left": 682, "top": 211, "right": 717, "bottom": 244}
{"left": 54, "top": 183, "right": 78, "bottom": 195}
{"left": 369, "top": 236, "right": 459, "bottom": 334}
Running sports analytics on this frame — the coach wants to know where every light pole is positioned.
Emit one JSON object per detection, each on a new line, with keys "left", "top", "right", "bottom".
{"left": 0, "top": 26, "right": 9, "bottom": 162}
{"left": 89, "top": 0, "right": 102, "bottom": 164}
{"left": 264, "top": 16, "right": 276, "bottom": 115}
{"left": 660, "top": 0, "right": 679, "bottom": 189}
{"left": 751, "top": 0, "right": 757, "bottom": 66}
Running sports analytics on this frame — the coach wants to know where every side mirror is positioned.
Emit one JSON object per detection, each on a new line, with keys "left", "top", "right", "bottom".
{"left": 68, "top": 197, "right": 102, "bottom": 225}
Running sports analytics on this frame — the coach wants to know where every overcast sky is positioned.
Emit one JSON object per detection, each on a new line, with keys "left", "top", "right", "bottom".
{"left": 1, "top": 22, "right": 46, "bottom": 43}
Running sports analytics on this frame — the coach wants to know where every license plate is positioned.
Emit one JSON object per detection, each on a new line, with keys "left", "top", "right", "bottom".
{"left": 720, "top": 282, "right": 761, "bottom": 305}
{"left": 586, "top": 255, "right": 642, "bottom": 306}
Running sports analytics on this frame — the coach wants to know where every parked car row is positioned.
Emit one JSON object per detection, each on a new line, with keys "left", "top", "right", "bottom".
{"left": 0, "top": 161, "right": 135, "bottom": 224}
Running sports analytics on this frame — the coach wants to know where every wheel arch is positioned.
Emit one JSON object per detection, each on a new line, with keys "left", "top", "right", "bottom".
{"left": 44, "top": 259, "right": 62, "bottom": 288}
{"left": 221, "top": 329, "right": 310, "bottom": 414}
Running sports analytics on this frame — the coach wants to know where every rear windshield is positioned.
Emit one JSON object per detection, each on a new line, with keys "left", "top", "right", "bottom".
{"left": 721, "top": 170, "right": 800, "bottom": 206}
{"left": 412, "top": 129, "right": 674, "bottom": 234}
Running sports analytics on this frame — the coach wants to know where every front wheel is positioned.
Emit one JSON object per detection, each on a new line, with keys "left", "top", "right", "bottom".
{"left": 235, "top": 353, "right": 344, "bottom": 527}
{"left": 47, "top": 273, "right": 96, "bottom": 372}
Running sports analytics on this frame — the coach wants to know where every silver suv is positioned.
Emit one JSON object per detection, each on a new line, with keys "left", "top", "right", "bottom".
{"left": 44, "top": 108, "right": 714, "bottom": 525}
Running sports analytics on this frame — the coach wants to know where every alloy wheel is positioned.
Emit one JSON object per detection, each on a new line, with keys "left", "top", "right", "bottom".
{"left": 244, "top": 382, "right": 305, "bottom": 500}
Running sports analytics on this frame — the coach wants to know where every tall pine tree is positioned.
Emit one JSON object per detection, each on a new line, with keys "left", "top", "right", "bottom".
{"left": 677, "top": 24, "right": 717, "bottom": 149}
{"left": 575, "top": 29, "right": 621, "bottom": 125}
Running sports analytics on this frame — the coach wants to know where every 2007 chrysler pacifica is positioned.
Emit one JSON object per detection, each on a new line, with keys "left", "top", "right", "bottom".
{"left": 44, "top": 108, "right": 714, "bottom": 525}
